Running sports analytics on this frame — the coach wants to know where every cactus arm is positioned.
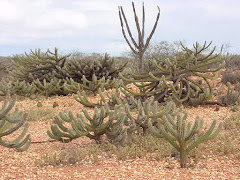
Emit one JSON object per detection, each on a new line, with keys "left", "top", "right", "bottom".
{"left": 184, "top": 118, "right": 199, "bottom": 141}
{"left": 159, "top": 125, "right": 180, "bottom": 151}
{"left": 74, "top": 91, "right": 96, "bottom": 107}
{"left": 53, "top": 116, "right": 69, "bottom": 132}
{"left": 147, "top": 121, "right": 164, "bottom": 138}
{"left": 16, "top": 137, "right": 31, "bottom": 152}
{"left": 0, "top": 134, "right": 30, "bottom": 149}
{"left": 206, "top": 123, "right": 222, "bottom": 140}
{"left": 162, "top": 117, "right": 178, "bottom": 139}
{"left": 0, "top": 119, "right": 25, "bottom": 137}
{"left": 186, "top": 120, "right": 217, "bottom": 153}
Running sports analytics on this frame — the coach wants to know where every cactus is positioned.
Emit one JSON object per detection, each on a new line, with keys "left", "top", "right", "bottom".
{"left": 73, "top": 86, "right": 127, "bottom": 108}
{"left": 10, "top": 48, "right": 70, "bottom": 97}
{"left": 10, "top": 49, "right": 126, "bottom": 96}
{"left": 119, "top": 2, "right": 160, "bottom": 72}
{"left": 124, "top": 100, "right": 176, "bottom": 136}
{"left": 60, "top": 53, "right": 127, "bottom": 95}
{"left": 47, "top": 104, "right": 115, "bottom": 143}
{"left": 59, "top": 53, "right": 127, "bottom": 82}
{"left": 47, "top": 111, "right": 88, "bottom": 143}
{"left": 106, "top": 105, "right": 128, "bottom": 144}
{"left": 32, "top": 78, "right": 62, "bottom": 98}
{"left": 0, "top": 97, "right": 31, "bottom": 151}
{"left": 0, "top": 78, "right": 35, "bottom": 97}
{"left": 11, "top": 48, "right": 70, "bottom": 83}
{"left": 120, "top": 42, "right": 224, "bottom": 105}
{"left": 63, "top": 75, "right": 118, "bottom": 95}
{"left": 148, "top": 107, "right": 222, "bottom": 168}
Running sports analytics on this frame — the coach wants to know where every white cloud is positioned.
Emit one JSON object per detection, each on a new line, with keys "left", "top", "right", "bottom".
{"left": 199, "top": 0, "right": 240, "bottom": 19}
{"left": 0, "top": 0, "right": 239, "bottom": 55}
{"left": 0, "top": 0, "right": 88, "bottom": 44}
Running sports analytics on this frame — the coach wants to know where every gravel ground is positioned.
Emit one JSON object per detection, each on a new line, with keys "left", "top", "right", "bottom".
{"left": 0, "top": 74, "right": 240, "bottom": 180}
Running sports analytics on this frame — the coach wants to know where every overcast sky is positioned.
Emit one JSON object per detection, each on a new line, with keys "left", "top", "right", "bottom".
{"left": 0, "top": 0, "right": 239, "bottom": 56}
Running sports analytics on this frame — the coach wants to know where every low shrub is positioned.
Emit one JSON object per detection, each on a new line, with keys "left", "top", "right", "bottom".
{"left": 221, "top": 72, "right": 240, "bottom": 84}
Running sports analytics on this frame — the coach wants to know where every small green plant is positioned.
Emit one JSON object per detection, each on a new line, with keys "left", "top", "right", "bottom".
{"left": 52, "top": 102, "right": 59, "bottom": 108}
{"left": 148, "top": 108, "right": 222, "bottom": 168}
{"left": 27, "top": 107, "right": 55, "bottom": 121}
{"left": 37, "top": 102, "right": 43, "bottom": 107}
{"left": 223, "top": 111, "right": 240, "bottom": 130}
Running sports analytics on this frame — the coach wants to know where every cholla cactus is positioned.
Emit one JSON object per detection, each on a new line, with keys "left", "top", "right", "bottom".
{"left": 124, "top": 99, "right": 176, "bottom": 136}
{"left": 148, "top": 107, "right": 222, "bottom": 168}
{"left": 0, "top": 97, "right": 31, "bottom": 151}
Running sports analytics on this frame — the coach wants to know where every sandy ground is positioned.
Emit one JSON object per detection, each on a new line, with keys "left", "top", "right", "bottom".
{"left": 0, "top": 93, "right": 239, "bottom": 180}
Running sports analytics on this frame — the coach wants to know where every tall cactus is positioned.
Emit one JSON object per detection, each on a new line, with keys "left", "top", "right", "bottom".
{"left": 119, "top": 2, "right": 160, "bottom": 73}
{"left": 0, "top": 97, "right": 31, "bottom": 151}
{"left": 148, "top": 108, "right": 222, "bottom": 168}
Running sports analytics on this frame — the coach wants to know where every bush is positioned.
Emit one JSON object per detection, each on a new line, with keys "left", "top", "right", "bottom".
{"left": 221, "top": 72, "right": 240, "bottom": 84}
{"left": 224, "top": 54, "right": 240, "bottom": 70}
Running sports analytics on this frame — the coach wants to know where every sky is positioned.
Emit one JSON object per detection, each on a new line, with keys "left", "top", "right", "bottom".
{"left": 0, "top": 0, "right": 239, "bottom": 56}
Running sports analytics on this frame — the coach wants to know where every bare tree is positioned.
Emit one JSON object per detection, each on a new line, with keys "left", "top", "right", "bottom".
{"left": 118, "top": 2, "right": 160, "bottom": 73}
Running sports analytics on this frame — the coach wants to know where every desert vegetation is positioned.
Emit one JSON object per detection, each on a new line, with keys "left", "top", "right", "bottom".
{"left": 0, "top": 1, "right": 239, "bottom": 179}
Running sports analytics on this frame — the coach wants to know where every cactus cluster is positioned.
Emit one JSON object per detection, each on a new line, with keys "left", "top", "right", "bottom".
{"left": 48, "top": 96, "right": 176, "bottom": 143}
{"left": 9, "top": 49, "right": 126, "bottom": 97}
{"left": 0, "top": 97, "right": 31, "bottom": 151}
{"left": 0, "top": 78, "right": 35, "bottom": 97}
{"left": 120, "top": 42, "right": 224, "bottom": 105}
{"left": 11, "top": 48, "right": 70, "bottom": 83}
